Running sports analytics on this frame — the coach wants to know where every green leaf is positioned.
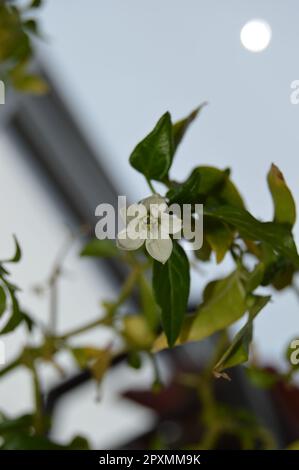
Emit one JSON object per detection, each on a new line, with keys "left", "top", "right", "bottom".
{"left": 267, "top": 164, "right": 296, "bottom": 227}
{"left": 0, "top": 433, "right": 89, "bottom": 450}
{"left": 129, "top": 112, "right": 174, "bottom": 181}
{"left": 204, "top": 205, "right": 299, "bottom": 267}
{"left": 138, "top": 273, "right": 160, "bottom": 329}
{"left": 172, "top": 103, "right": 207, "bottom": 151}
{"left": 89, "top": 349, "right": 112, "bottom": 384}
{"left": 246, "top": 367, "right": 278, "bottom": 389}
{"left": 194, "top": 234, "right": 212, "bottom": 262}
{"left": 80, "top": 239, "right": 119, "bottom": 258}
{"left": 167, "top": 166, "right": 225, "bottom": 204}
{"left": 214, "top": 295, "right": 270, "bottom": 373}
{"left": 245, "top": 263, "right": 265, "bottom": 293}
{"left": 0, "top": 290, "right": 23, "bottom": 334}
{"left": 0, "top": 413, "right": 33, "bottom": 434}
{"left": 0, "top": 286, "right": 6, "bottom": 317}
{"left": 23, "top": 19, "right": 39, "bottom": 36}
{"left": 70, "top": 347, "right": 105, "bottom": 369}
{"left": 187, "top": 271, "right": 247, "bottom": 343}
{"left": 167, "top": 169, "right": 202, "bottom": 205}
{"left": 3, "top": 235, "right": 21, "bottom": 263}
{"left": 153, "top": 242, "right": 190, "bottom": 346}
{"left": 167, "top": 166, "right": 244, "bottom": 209}
{"left": 30, "top": 0, "right": 43, "bottom": 8}
{"left": 12, "top": 74, "right": 48, "bottom": 94}
{"left": 206, "top": 221, "right": 233, "bottom": 263}
{"left": 219, "top": 178, "right": 245, "bottom": 209}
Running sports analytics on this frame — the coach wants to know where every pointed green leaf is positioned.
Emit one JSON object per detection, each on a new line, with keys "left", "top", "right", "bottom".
{"left": 153, "top": 242, "right": 190, "bottom": 346}
{"left": 172, "top": 103, "right": 207, "bottom": 151}
{"left": 267, "top": 164, "right": 296, "bottom": 227}
{"left": 214, "top": 295, "right": 270, "bottom": 373}
{"left": 3, "top": 236, "right": 21, "bottom": 263}
{"left": 0, "top": 290, "right": 23, "bottom": 334}
{"left": 167, "top": 166, "right": 225, "bottom": 204}
{"left": 129, "top": 112, "right": 174, "bottom": 181}
{"left": 204, "top": 205, "right": 299, "bottom": 267}
{"left": 138, "top": 274, "right": 160, "bottom": 329}
{"left": 187, "top": 271, "right": 247, "bottom": 343}
{"left": 206, "top": 221, "right": 233, "bottom": 263}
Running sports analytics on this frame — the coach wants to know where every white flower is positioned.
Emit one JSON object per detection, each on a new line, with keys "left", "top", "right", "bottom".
{"left": 117, "top": 194, "right": 182, "bottom": 264}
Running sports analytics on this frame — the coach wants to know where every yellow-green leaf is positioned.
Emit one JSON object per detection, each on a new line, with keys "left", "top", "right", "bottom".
{"left": 267, "top": 164, "right": 296, "bottom": 227}
{"left": 187, "top": 271, "right": 247, "bottom": 343}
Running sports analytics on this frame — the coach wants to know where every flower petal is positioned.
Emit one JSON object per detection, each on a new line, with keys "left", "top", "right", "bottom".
{"left": 161, "top": 213, "right": 182, "bottom": 235}
{"left": 146, "top": 237, "right": 173, "bottom": 264}
{"left": 141, "top": 194, "right": 166, "bottom": 212}
{"left": 117, "top": 229, "right": 144, "bottom": 251}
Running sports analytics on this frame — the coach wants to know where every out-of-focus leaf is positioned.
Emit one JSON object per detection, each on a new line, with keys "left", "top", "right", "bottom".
{"left": 214, "top": 295, "right": 270, "bottom": 373}
{"left": 0, "top": 413, "right": 33, "bottom": 434}
{"left": 0, "top": 290, "right": 23, "bottom": 334}
{"left": 89, "top": 349, "right": 112, "bottom": 384}
{"left": 80, "top": 239, "right": 119, "bottom": 258}
{"left": 267, "top": 164, "right": 296, "bottom": 227}
{"left": 0, "top": 286, "right": 6, "bottom": 317}
{"left": 246, "top": 367, "right": 279, "bottom": 389}
{"left": 22, "top": 312, "right": 35, "bottom": 332}
{"left": 138, "top": 274, "right": 160, "bottom": 329}
{"left": 23, "top": 19, "right": 40, "bottom": 36}
{"left": 260, "top": 243, "right": 296, "bottom": 290}
{"left": 3, "top": 235, "right": 21, "bottom": 263}
{"left": 206, "top": 221, "right": 233, "bottom": 263}
{"left": 0, "top": 433, "right": 89, "bottom": 450}
{"left": 30, "top": 0, "right": 43, "bottom": 8}
{"left": 194, "top": 234, "right": 212, "bottom": 262}
{"left": 127, "top": 350, "right": 142, "bottom": 369}
{"left": 187, "top": 271, "right": 247, "bottom": 343}
{"left": 123, "top": 314, "right": 155, "bottom": 350}
{"left": 219, "top": 178, "right": 245, "bottom": 209}
{"left": 153, "top": 242, "right": 190, "bottom": 347}
{"left": 245, "top": 263, "right": 265, "bottom": 293}
{"left": 172, "top": 103, "right": 207, "bottom": 151}
{"left": 129, "top": 112, "right": 174, "bottom": 181}
{"left": 11, "top": 73, "right": 48, "bottom": 94}
{"left": 71, "top": 347, "right": 105, "bottom": 369}
{"left": 204, "top": 205, "right": 299, "bottom": 267}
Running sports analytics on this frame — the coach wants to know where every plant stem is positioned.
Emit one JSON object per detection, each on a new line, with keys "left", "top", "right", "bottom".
{"left": 146, "top": 177, "right": 156, "bottom": 194}
{"left": 31, "top": 365, "right": 44, "bottom": 435}
{"left": 57, "top": 316, "right": 112, "bottom": 341}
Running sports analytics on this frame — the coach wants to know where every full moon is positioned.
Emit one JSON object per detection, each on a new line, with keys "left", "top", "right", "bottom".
{"left": 240, "top": 19, "right": 272, "bottom": 52}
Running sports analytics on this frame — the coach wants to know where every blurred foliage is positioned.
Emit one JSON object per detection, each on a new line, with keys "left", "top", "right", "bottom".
{"left": 0, "top": 103, "right": 299, "bottom": 449}
{"left": 0, "top": 0, "right": 47, "bottom": 93}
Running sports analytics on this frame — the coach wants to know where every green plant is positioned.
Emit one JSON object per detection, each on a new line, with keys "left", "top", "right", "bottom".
{"left": 0, "top": 105, "right": 299, "bottom": 449}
